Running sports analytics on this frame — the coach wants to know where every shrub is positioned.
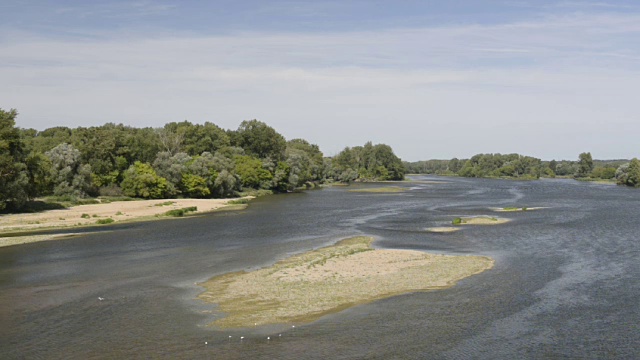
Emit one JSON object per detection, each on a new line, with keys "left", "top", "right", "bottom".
{"left": 165, "top": 206, "right": 198, "bottom": 217}
{"left": 228, "top": 198, "right": 250, "bottom": 205}
{"left": 96, "top": 218, "right": 114, "bottom": 224}
{"left": 452, "top": 217, "right": 462, "bottom": 225}
{"left": 81, "top": 213, "right": 90, "bottom": 219}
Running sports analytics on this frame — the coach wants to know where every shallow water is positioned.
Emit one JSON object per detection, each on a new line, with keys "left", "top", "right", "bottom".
{"left": 1, "top": 176, "right": 639, "bottom": 359}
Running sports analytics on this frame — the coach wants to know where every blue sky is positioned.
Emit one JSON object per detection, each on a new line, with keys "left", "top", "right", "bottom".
{"left": 2, "top": 1, "right": 639, "bottom": 160}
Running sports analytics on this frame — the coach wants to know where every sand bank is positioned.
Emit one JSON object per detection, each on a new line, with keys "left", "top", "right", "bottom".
{"left": 197, "top": 236, "right": 494, "bottom": 328}
{"left": 426, "top": 227, "right": 461, "bottom": 233}
{"left": 455, "top": 216, "right": 510, "bottom": 225}
{"left": 493, "top": 207, "right": 545, "bottom": 212}
{"left": 0, "top": 198, "right": 247, "bottom": 244}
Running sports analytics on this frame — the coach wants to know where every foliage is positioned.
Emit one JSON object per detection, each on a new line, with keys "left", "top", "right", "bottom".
{"left": 120, "top": 162, "right": 169, "bottom": 199}
{"left": 3, "top": 107, "right": 411, "bottom": 208}
{"left": 45, "top": 143, "right": 95, "bottom": 197}
{"left": 165, "top": 206, "right": 198, "bottom": 217}
{"left": 576, "top": 152, "right": 594, "bottom": 178}
{"left": 0, "top": 108, "right": 29, "bottom": 210}
{"left": 234, "top": 155, "right": 273, "bottom": 189}
{"left": 232, "top": 120, "right": 287, "bottom": 161}
{"left": 96, "top": 218, "right": 114, "bottom": 224}
{"left": 332, "top": 142, "right": 405, "bottom": 182}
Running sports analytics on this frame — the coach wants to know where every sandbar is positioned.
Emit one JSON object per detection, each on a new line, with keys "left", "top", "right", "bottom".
{"left": 426, "top": 227, "right": 461, "bottom": 233}
{"left": 0, "top": 198, "right": 249, "bottom": 245}
{"left": 493, "top": 207, "right": 545, "bottom": 212}
{"left": 197, "top": 236, "right": 494, "bottom": 328}
{"left": 456, "top": 216, "right": 510, "bottom": 225}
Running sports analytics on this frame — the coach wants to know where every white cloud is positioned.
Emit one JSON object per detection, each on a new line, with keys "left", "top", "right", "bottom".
{"left": 1, "top": 12, "right": 639, "bottom": 160}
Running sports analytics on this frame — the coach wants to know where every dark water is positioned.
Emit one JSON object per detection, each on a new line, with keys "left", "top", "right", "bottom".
{"left": 1, "top": 176, "right": 639, "bottom": 359}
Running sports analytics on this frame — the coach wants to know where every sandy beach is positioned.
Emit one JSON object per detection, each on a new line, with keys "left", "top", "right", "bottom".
{"left": 0, "top": 198, "right": 247, "bottom": 247}
{"left": 197, "top": 236, "right": 494, "bottom": 328}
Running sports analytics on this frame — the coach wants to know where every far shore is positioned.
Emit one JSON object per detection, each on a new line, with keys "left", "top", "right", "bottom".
{"left": 197, "top": 236, "right": 494, "bottom": 328}
{"left": 0, "top": 198, "right": 250, "bottom": 247}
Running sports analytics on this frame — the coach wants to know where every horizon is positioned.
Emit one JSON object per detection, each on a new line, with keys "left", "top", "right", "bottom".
{"left": 2, "top": 0, "right": 639, "bottom": 162}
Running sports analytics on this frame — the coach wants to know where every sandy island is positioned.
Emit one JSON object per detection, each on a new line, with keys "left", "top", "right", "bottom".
{"left": 426, "top": 227, "right": 461, "bottom": 233}
{"left": 493, "top": 207, "right": 545, "bottom": 212}
{"left": 455, "top": 216, "right": 510, "bottom": 225}
{"left": 0, "top": 198, "right": 248, "bottom": 247}
{"left": 197, "top": 236, "right": 494, "bottom": 328}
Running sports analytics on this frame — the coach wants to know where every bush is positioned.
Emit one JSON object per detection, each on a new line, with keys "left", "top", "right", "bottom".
{"left": 81, "top": 213, "right": 90, "bottom": 219}
{"left": 96, "top": 218, "right": 114, "bottom": 224}
{"left": 452, "top": 217, "right": 463, "bottom": 225}
{"left": 165, "top": 206, "right": 198, "bottom": 217}
{"left": 228, "top": 198, "right": 250, "bottom": 205}
{"left": 99, "top": 184, "right": 124, "bottom": 197}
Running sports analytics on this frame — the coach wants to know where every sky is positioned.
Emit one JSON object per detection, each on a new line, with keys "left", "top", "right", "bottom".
{"left": 1, "top": 1, "right": 639, "bottom": 161}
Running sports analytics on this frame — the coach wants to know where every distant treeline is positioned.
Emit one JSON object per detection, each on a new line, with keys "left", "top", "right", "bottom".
{"left": 0, "top": 108, "right": 404, "bottom": 211}
{"left": 405, "top": 152, "right": 640, "bottom": 187}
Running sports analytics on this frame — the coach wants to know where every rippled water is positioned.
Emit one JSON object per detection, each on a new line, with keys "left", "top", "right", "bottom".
{"left": 1, "top": 176, "right": 639, "bottom": 359}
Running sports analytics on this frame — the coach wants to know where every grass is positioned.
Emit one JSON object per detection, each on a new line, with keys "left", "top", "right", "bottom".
{"left": 95, "top": 218, "right": 114, "bottom": 225}
{"left": 81, "top": 213, "right": 90, "bottom": 219}
{"left": 227, "top": 198, "right": 250, "bottom": 205}
{"left": 154, "top": 201, "right": 176, "bottom": 207}
{"left": 502, "top": 207, "right": 528, "bottom": 212}
{"left": 165, "top": 206, "right": 198, "bottom": 217}
{"left": 452, "top": 217, "right": 465, "bottom": 225}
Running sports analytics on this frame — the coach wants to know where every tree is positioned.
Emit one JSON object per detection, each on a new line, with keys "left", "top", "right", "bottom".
{"left": 0, "top": 108, "right": 29, "bottom": 209}
{"left": 120, "top": 162, "right": 169, "bottom": 199}
{"left": 233, "top": 120, "right": 287, "bottom": 161}
{"left": 45, "top": 143, "right": 94, "bottom": 197}
{"left": 234, "top": 155, "right": 273, "bottom": 189}
{"left": 576, "top": 152, "right": 594, "bottom": 178}
{"left": 627, "top": 158, "right": 640, "bottom": 187}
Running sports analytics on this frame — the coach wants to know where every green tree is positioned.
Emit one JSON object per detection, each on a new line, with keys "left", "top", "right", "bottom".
{"left": 45, "top": 143, "right": 94, "bottom": 197}
{"left": 233, "top": 120, "right": 287, "bottom": 161}
{"left": 120, "top": 161, "right": 169, "bottom": 199}
{"left": 576, "top": 152, "right": 594, "bottom": 178}
{"left": 234, "top": 155, "right": 273, "bottom": 189}
{"left": 0, "top": 108, "right": 29, "bottom": 210}
{"left": 627, "top": 158, "right": 640, "bottom": 187}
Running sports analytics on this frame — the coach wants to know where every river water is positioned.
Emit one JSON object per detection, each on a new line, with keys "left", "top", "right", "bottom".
{"left": 1, "top": 176, "right": 639, "bottom": 359}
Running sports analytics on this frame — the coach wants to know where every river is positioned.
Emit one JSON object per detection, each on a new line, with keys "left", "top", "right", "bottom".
{"left": 1, "top": 176, "right": 638, "bottom": 359}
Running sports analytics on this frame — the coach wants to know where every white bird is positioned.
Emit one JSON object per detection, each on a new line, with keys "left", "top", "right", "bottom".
{"left": 292, "top": 325, "right": 295, "bottom": 329}
{"left": 240, "top": 336, "right": 244, "bottom": 341}
{"left": 98, "top": 297, "right": 104, "bottom": 301}
{"left": 205, "top": 341, "right": 208, "bottom": 345}
{"left": 228, "top": 335, "right": 232, "bottom": 340}
{"left": 267, "top": 337, "right": 270, "bottom": 340}
{"left": 279, "top": 334, "right": 282, "bottom": 337}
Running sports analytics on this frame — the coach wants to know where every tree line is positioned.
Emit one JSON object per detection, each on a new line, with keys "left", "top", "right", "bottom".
{"left": 0, "top": 108, "right": 405, "bottom": 211}
{"left": 405, "top": 152, "right": 640, "bottom": 187}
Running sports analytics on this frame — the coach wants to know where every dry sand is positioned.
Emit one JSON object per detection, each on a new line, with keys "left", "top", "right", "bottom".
{"left": 197, "top": 236, "right": 494, "bottom": 328}
{"left": 457, "top": 216, "right": 510, "bottom": 225}
{"left": 493, "top": 207, "right": 546, "bottom": 212}
{"left": 426, "top": 227, "right": 461, "bottom": 233}
{"left": 0, "top": 198, "right": 246, "bottom": 246}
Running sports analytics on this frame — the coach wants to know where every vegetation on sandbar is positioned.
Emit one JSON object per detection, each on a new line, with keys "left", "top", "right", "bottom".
{"left": 197, "top": 236, "right": 493, "bottom": 328}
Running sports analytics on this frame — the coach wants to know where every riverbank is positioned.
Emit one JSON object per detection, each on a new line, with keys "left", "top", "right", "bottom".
{"left": 0, "top": 198, "right": 250, "bottom": 247}
{"left": 197, "top": 236, "right": 494, "bottom": 328}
